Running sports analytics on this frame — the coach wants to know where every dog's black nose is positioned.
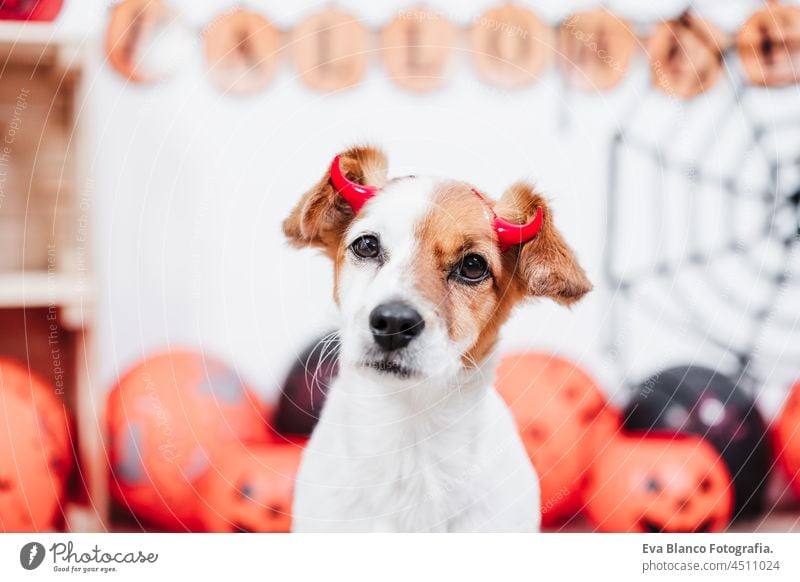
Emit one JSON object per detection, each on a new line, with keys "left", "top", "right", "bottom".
{"left": 369, "top": 302, "right": 425, "bottom": 351}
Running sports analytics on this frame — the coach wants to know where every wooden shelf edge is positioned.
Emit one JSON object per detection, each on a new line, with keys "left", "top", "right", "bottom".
{"left": 0, "top": 271, "right": 94, "bottom": 311}
{"left": 0, "top": 20, "right": 87, "bottom": 46}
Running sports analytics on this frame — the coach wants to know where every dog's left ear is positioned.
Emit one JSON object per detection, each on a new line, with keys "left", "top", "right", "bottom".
{"left": 497, "top": 182, "right": 592, "bottom": 305}
{"left": 283, "top": 146, "right": 388, "bottom": 259}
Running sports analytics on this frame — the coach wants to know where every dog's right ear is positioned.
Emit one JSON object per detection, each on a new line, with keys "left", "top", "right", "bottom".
{"left": 283, "top": 146, "right": 388, "bottom": 259}
{"left": 497, "top": 182, "right": 592, "bottom": 306}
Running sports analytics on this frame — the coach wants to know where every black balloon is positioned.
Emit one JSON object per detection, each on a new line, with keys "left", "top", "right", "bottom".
{"left": 623, "top": 365, "right": 771, "bottom": 518}
{"left": 274, "top": 332, "right": 340, "bottom": 436}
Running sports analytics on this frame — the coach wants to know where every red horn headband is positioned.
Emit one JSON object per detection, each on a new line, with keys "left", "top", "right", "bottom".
{"left": 330, "top": 155, "right": 379, "bottom": 213}
{"left": 472, "top": 189, "right": 544, "bottom": 251}
{"left": 329, "top": 156, "right": 543, "bottom": 250}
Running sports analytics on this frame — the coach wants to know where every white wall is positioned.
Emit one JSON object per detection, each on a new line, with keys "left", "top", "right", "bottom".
{"left": 55, "top": 0, "right": 798, "bottom": 415}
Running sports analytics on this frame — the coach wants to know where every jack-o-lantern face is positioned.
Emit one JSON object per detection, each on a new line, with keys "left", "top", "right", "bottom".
{"left": 648, "top": 13, "right": 728, "bottom": 98}
{"left": 0, "top": 393, "right": 65, "bottom": 532}
{"left": 496, "top": 353, "right": 610, "bottom": 525}
{"left": 774, "top": 382, "right": 800, "bottom": 496}
{"left": 0, "top": 358, "right": 72, "bottom": 483}
{"left": 107, "top": 351, "right": 267, "bottom": 531}
{"left": 737, "top": 3, "right": 800, "bottom": 87}
{"left": 583, "top": 433, "right": 733, "bottom": 533}
{"left": 198, "top": 444, "right": 302, "bottom": 533}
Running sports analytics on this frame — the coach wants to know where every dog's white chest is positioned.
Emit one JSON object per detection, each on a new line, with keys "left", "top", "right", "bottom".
{"left": 291, "top": 375, "right": 540, "bottom": 532}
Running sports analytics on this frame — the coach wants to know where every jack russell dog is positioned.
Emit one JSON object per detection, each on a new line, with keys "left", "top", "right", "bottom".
{"left": 283, "top": 146, "right": 591, "bottom": 532}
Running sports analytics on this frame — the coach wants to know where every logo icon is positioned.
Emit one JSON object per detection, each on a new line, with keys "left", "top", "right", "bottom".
{"left": 20, "top": 542, "right": 46, "bottom": 570}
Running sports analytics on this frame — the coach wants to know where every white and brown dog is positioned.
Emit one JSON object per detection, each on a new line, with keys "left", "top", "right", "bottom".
{"left": 283, "top": 146, "right": 591, "bottom": 532}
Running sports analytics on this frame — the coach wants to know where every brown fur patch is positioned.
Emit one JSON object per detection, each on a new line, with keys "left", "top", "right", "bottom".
{"left": 468, "top": 183, "right": 592, "bottom": 363}
{"left": 284, "top": 147, "right": 592, "bottom": 369}
{"left": 283, "top": 145, "right": 388, "bottom": 302}
{"left": 497, "top": 183, "right": 593, "bottom": 305}
{"left": 283, "top": 145, "right": 388, "bottom": 260}
{"left": 412, "top": 181, "right": 593, "bottom": 367}
{"left": 412, "top": 184, "right": 508, "bottom": 365}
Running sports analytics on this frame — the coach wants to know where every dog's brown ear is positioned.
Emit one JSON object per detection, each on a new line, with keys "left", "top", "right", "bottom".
{"left": 497, "top": 182, "right": 592, "bottom": 305}
{"left": 283, "top": 146, "right": 388, "bottom": 259}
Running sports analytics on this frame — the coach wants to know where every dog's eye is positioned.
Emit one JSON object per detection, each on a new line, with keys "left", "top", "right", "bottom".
{"left": 455, "top": 254, "right": 490, "bottom": 283}
{"left": 351, "top": 235, "right": 381, "bottom": 259}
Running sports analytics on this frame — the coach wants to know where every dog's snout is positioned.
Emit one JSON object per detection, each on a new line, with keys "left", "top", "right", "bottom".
{"left": 369, "top": 302, "right": 425, "bottom": 351}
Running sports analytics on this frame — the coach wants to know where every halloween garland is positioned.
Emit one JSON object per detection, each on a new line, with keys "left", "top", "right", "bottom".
{"left": 105, "top": 0, "right": 800, "bottom": 96}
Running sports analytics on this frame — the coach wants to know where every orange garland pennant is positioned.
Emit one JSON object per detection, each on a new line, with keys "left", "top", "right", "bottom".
{"left": 104, "top": 0, "right": 800, "bottom": 95}
{"left": 470, "top": 3, "right": 554, "bottom": 89}
{"left": 737, "top": 1, "right": 800, "bottom": 87}
{"left": 292, "top": 8, "right": 369, "bottom": 92}
{"left": 204, "top": 9, "right": 282, "bottom": 95}
{"left": 381, "top": 8, "right": 458, "bottom": 93}
{"left": 106, "top": 0, "right": 191, "bottom": 83}
{"left": 648, "top": 13, "right": 728, "bottom": 99}
{"left": 559, "top": 9, "right": 637, "bottom": 92}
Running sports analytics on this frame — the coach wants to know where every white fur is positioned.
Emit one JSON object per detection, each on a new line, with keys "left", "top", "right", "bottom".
{"left": 291, "top": 177, "right": 540, "bottom": 532}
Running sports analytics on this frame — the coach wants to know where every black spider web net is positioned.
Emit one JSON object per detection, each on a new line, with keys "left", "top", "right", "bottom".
{"left": 604, "top": 81, "right": 800, "bottom": 400}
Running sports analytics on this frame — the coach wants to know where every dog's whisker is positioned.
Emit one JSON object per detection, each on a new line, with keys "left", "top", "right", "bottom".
{"left": 308, "top": 335, "right": 340, "bottom": 410}
{"left": 302, "top": 333, "right": 336, "bottom": 411}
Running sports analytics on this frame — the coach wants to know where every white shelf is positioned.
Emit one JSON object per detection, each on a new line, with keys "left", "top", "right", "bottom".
{"left": 0, "top": 271, "right": 92, "bottom": 309}
{"left": 0, "top": 20, "right": 84, "bottom": 46}
{"left": 0, "top": 20, "right": 90, "bottom": 69}
{"left": 0, "top": 21, "right": 104, "bottom": 530}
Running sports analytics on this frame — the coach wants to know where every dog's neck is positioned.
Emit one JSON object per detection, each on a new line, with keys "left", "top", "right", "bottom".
{"left": 326, "top": 352, "right": 499, "bottom": 449}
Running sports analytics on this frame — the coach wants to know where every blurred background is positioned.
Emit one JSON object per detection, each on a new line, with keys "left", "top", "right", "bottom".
{"left": 0, "top": 0, "right": 798, "bottom": 533}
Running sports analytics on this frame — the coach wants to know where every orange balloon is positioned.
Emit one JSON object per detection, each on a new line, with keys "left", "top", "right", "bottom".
{"left": 0, "top": 358, "right": 72, "bottom": 482}
{"left": 495, "top": 353, "right": 610, "bottom": 526}
{"left": 106, "top": 350, "right": 268, "bottom": 531}
{"left": 774, "top": 381, "right": 800, "bottom": 496}
{"left": 198, "top": 443, "right": 302, "bottom": 532}
{"left": 583, "top": 432, "right": 733, "bottom": 533}
{"left": 0, "top": 392, "right": 65, "bottom": 532}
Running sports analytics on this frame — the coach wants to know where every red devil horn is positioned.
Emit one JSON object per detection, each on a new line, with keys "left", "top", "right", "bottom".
{"left": 494, "top": 207, "right": 544, "bottom": 250}
{"left": 330, "top": 155, "right": 379, "bottom": 213}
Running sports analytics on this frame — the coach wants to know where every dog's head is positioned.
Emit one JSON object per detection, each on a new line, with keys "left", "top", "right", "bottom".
{"left": 283, "top": 146, "right": 592, "bottom": 384}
